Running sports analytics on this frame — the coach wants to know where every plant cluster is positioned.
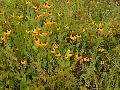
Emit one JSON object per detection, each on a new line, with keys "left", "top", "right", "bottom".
{"left": 0, "top": 0, "right": 120, "bottom": 90}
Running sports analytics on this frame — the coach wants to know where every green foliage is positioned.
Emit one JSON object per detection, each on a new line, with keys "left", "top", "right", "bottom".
{"left": 0, "top": 0, "right": 120, "bottom": 90}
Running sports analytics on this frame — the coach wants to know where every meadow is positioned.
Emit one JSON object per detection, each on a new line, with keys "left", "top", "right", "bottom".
{"left": 0, "top": 0, "right": 120, "bottom": 90}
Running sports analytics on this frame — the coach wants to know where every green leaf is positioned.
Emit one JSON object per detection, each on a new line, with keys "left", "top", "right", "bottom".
{"left": 41, "top": 37, "right": 47, "bottom": 42}
{"left": 65, "top": 60, "right": 70, "bottom": 68}
{"left": 32, "top": 45, "right": 38, "bottom": 51}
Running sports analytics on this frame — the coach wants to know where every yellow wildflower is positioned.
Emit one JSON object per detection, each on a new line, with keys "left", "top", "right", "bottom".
{"left": 83, "top": 57, "right": 90, "bottom": 62}
{"left": 66, "top": 0, "right": 70, "bottom": 3}
{"left": 36, "top": 13, "right": 42, "bottom": 18}
{"left": 21, "top": 59, "right": 27, "bottom": 65}
{"left": 44, "top": 20, "right": 54, "bottom": 26}
{"left": 51, "top": 48, "right": 56, "bottom": 53}
{"left": 17, "top": 15, "right": 24, "bottom": 19}
{"left": 31, "top": 29, "right": 38, "bottom": 36}
{"left": 57, "top": 26, "right": 61, "bottom": 31}
{"left": 70, "top": 34, "right": 77, "bottom": 40}
{"left": 4, "top": 30, "right": 11, "bottom": 36}
{"left": 82, "top": 27, "right": 87, "bottom": 32}
{"left": 98, "top": 47, "right": 105, "bottom": 52}
{"left": 43, "top": 2, "right": 51, "bottom": 8}
{"left": 55, "top": 52, "right": 61, "bottom": 57}
{"left": 0, "top": 36, "right": 6, "bottom": 41}
{"left": 76, "top": 34, "right": 81, "bottom": 38}
{"left": 26, "top": 30, "right": 31, "bottom": 33}
{"left": 38, "top": 41, "right": 42, "bottom": 46}
{"left": 97, "top": 27, "right": 103, "bottom": 32}
{"left": 52, "top": 43, "right": 59, "bottom": 49}
{"left": 75, "top": 54, "right": 82, "bottom": 61}
{"left": 40, "top": 41, "right": 48, "bottom": 47}
{"left": 64, "top": 50, "right": 73, "bottom": 59}
{"left": 25, "top": 1, "right": 30, "bottom": 4}
{"left": 57, "top": 12, "right": 63, "bottom": 17}
{"left": 34, "top": 38, "right": 40, "bottom": 45}
{"left": 39, "top": 33, "right": 48, "bottom": 37}
{"left": 44, "top": 11, "right": 52, "bottom": 16}
{"left": 100, "top": 60, "right": 105, "bottom": 65}
{"left": 96, "top": 23, "right": 104, "bottom": 32}
{"left": 32, "top": 5, "right": 38, "bottom": 10}
{"left": 64, "top": 25, "right": 69, "bottom": 29}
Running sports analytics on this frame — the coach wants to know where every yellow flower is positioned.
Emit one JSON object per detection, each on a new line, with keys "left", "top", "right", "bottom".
{"left": 26, "top": 30, "right": 31, "bottom": 33}
{"left": 34, "top": 38, "right": 40, "bottom": 45}
{"left": 64, "top": 50, "right": 73, "bottom": 59}
{"left": 21, "top": 59, "right": 27, "bottom": 65}
{"left": 35, "top": 39, "right": 48, "bottom": 47}
{"left": 66, "top": 0, "right": 70, "bottom": 3}
{"left": 52, "top": 43, "right": 59, "bottom": 49}
{"left": 96, "top": 23, "right": 104, "bottom": 32}
{"left": 64, "top": 25, "right": 69, "bottom": 29}
{"left": 4, "top": 30, "right": 11, "bottom": 36}
{"left": 32, "top": 5, "right": 38, "bottom": 10}
{"left": 51, "top": 48, "right": 56, "bottom": 53}
{"left": 57, "top": 26, "right": 61, "bottom": 31}
{"left": 36, "top": 13, "right": 42, "bottom": 18}
{"left": 57, "top": 12, "right": 63, "bottom": 17}
{"left": 83, "top": 57, "right": 90, "bottom": 62}
{"left": 38, "top": 41, "right": 42, "bottom": 46}
{"left": 0, "top": 36, "right": 6, "bottom": 41}
{"left": 75, "top": 54, "right": 82, "bottom": 61}
{"left": 43, "top": 2, "right": 51, "bottom": 8}
{"left": 55, "top": 52, "right": 61, "bottom": 57}
{"left": 70, "top": 34, "right": 77, "bottom": 40}
{"left": 40, "top": 41, "right": 48, "bottom": 47}
{"left": 39, "top": 33, "right": 48, "bottom": 37}
{"left": 44, "top": 20, "right": 54, "bottom": 26}
{"left": 76, "top": 34, "right": 81, "bottom": 38}
{"left": 31, "top": 29, "right": 38, "bottom": 36}
{"left": 119, "top": 52, "right": 120, "bottom": 55}
{"left": 25, "top": 1, "right": 30, "bottom": 4}
{"left": 17, "top": 15, "right": 24, "bottom": 19}
{"left": 82, "top": 27, "right": 87, "bottom": 32}
{"left": 97, "top": 27, "right": 103, "bottom": 32}
{"left": 44, "top": 11, "right": 52, "bottom": 16}
{"left": 98, "top": 47, "right": 105, "bottom": 52}
{"left": 100, "top": 60, "right": 105, "bottom": 65}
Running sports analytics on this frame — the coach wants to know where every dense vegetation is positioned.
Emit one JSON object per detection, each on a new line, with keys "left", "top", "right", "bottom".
{"left": 0, "top": 0, "right": 120, "bottom": 90}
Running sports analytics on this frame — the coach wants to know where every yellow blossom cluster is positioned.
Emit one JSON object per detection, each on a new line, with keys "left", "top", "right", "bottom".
{"left": 51, "top": 43, "right": 61, "bottom": 58}
{"left": 25, "top": 26, "right": 49, "bottom": 47}
{"left": 69, "top": 33, "right": 81, "bottom": 40}
{"left": 23, "top": 1, "right": 107, "bottom": 66}
{"left": 64, "top": 50, "right": 73, "bottom": 59}
{"left": 75, "top": 54, "right": 91, "bottom": 63}
{"left": 34, "top": 37, "right": 48, "bottom": 47}
{"left": 0, "top": 30, "right": 11, "bottom": 42}
{"left": 96, "top": 22, "right": 104, "bottom": 32}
